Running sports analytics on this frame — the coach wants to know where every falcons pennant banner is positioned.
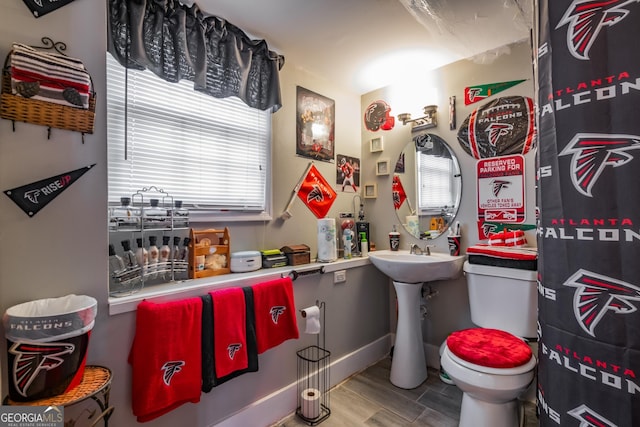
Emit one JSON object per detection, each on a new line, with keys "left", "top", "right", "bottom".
{"left": 392, "top": 175, "right": 407, "bottom": 210}
{"left": 537, "top": 1, "right": 640, "bottom": 426}
{"left": 4, "top": 164, "right": 95, "bottom": 217}
{"left": 22, "top": 0, "right": 78, "bottom": 17}
{"left": 296, "top": 164, "right": 336, "bottom": 218}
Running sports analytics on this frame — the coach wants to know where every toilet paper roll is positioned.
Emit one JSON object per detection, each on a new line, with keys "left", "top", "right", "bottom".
{"left": 317, "top": 218, "right": 337, "bottom": 262}
{"left": 301, "top": 305, "right": 321, "bottom": 334}
{"left": 301, "top": 388, "right": 321, "bottom": 419}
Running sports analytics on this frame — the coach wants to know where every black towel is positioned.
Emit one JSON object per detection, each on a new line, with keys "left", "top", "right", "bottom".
{"left": 201, "top": 287, "right": 259, "bottom": 392}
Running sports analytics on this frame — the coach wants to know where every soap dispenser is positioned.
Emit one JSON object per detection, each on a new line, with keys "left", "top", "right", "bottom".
{"left": 360, "top": 232, "right": 369, "bottom": 257}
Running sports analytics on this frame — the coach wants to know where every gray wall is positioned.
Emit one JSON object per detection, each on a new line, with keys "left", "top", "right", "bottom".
{"left": 360, "top": 39, "right": 536, "bottom": 348}
{"left": 0, "top": 2, "right": 390, "bottom": 426}
{"left": 0, "top": 1, "right": 535, "bottom": 424}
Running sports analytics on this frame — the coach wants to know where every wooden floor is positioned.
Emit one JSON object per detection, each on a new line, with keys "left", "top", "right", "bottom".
{"left": 274, "top": 357, "right": 538, "bottom": 427}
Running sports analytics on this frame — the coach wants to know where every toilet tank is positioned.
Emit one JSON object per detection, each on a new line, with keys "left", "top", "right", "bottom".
{"left": 463, "top": 261, "right": 538, "bottom": 338}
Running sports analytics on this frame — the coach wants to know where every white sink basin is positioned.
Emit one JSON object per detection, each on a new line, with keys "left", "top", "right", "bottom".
{"left": 368, "top": 250, "right": 465, "bottom": 284}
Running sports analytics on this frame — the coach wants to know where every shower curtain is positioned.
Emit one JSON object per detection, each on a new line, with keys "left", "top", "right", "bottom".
{"left": 536, "top": 1, "right": 640, "bottom": 425}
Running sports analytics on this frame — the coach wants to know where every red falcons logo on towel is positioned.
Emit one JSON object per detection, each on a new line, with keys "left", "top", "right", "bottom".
{"left": 270, "top": 306, "right": 286, "bottom": 324}
{"left": 486, "top": 123, "right": 513, "bottom": 147}
{"left": 567, "top": 404, "right": 618, "bottom": 427}
{"left": 9, "top": 341, "right": 75, "bottom": 397}
{"left": 559, "top": 133, "right": 640, "bottom": 197}
{"left": 227, "top": 344, "right": 242, "bottom": 360}
{"left": 161, "top": 361, "right": 185, "bottom": 386}
{"left": 556, "top": 0, "right": 639, "bottom": 60}
{"left": 564, "top": 269, "right": 640, "bottom": 337}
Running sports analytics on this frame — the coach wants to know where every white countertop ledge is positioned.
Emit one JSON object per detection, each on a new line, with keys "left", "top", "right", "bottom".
{"left": 108, "top": 256, "right": 371, "bottom": 315}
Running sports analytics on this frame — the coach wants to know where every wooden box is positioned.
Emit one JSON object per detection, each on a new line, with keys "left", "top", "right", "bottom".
{"left": 189, "top": 228, "right": 231, "bottom": 278}
{"left": 280, "top": 244, "right": 311, "bottom": 266}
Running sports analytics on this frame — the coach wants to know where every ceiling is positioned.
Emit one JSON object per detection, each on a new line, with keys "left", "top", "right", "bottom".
{"left": 194, "top": 0, "right": 533, "bottom": 95}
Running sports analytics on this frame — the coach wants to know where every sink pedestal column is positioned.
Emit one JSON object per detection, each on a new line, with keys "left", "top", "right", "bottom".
{"left": 390, "top": 281, "right": 427, "bottom": 389}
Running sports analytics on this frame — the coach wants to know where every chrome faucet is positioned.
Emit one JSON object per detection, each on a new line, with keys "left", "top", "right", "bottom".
{"left": 410, "top": 243, "right": 434, "bottom": 255}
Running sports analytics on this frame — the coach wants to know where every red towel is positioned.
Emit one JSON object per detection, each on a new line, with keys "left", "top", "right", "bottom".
{"left": 129, "top": 298, "right": 202, "bottom": 423}
{"left": 210, "top": 288, "right": 249, "bottom": 378}
{"left": 252, "top": 277, "right": 299, "bottom": 354}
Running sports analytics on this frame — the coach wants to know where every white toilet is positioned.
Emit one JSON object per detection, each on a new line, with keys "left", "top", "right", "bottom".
{"left": 440, "top": 261, "right": 538, "bottom": 427}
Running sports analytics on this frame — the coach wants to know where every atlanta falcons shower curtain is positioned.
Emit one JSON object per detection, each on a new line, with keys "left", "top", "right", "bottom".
{"left": 537, "top": 1, "right": 640, "bottom": 426}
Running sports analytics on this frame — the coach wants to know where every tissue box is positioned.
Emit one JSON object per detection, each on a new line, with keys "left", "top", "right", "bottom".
{"left": 281, "top": 244, "right": 311, "bottom": 266}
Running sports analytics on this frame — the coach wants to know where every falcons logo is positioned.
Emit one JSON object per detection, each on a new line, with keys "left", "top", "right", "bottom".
{"left": 556, "top": 0, "right": 639, "bottom": 60}
{"left": 558, "top": 133, "right": 640, "bottom": 197}
{"left": 9, "top": 341, "right": 75, "bottom": 398}
{"left": 486, "top": 123, "right": 513, "bottom": 147}
{"left": 567, "top": 404, "right": 617, "bottom": 427}
{"left": 306, "top": 185, "right": 324, "bottom": 204}
{"left": 227, "top": 343, "right": 242, "bottom": 360}
{"left": 466, "top": 88, "right": 482, "bottom": 103}
{"left": 564, "top": 269, "right": 640, "bottom": 337}
{"left": 161, "top": 361, "right": 185, "bottom": 386}
{"left": 491, "top": 179, "right": 511, "bottom": 197}
{"left": 270, "top": 306, "right": 286, "bottom": 324}
{"left": 24, "top": 189, "right": 41, "bottom": 204}
{"left": 482, "top": 222, "right": 498, "bottom": 238}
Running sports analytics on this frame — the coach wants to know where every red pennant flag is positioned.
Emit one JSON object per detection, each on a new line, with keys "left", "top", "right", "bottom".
{"left": 392, "top": 175, "right": 407, "bottom": 210}
{"left": 297, "top": 164, "right": 336, "bottom": 218}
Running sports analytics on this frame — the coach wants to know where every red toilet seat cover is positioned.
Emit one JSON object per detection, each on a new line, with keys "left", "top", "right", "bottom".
{"left": 447, "top": 328, "right": 532, "bottom": 369}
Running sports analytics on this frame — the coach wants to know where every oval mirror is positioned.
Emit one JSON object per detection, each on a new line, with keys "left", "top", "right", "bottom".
{"left": 392, "top": 133, "right": 462, "bottom": 240}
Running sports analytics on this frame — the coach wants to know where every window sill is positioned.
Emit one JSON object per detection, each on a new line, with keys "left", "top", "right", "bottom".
{"left": 108, "top": 256, "right": 371, "bottom": 315}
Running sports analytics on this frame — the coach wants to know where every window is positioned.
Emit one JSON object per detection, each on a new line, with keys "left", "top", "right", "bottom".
{"left": 106, "top": 54, "right": 271, "bottom": 221}
{"left": 417, "top": 154, "right": 455, "bottom": 214}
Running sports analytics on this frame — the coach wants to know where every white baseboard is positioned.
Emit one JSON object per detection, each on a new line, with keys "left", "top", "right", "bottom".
{"left": 212, "top": 334, "right": 392, "bottom": 427}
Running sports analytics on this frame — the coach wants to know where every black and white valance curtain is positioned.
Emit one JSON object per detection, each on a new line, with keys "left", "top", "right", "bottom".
{"left": 107, "top": 0, "right": 284, "bottom": 112}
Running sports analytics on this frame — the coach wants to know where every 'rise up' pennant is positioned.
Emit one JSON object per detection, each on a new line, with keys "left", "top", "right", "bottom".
{"left": 464, "top": 79, "right": 526, "bottom": 105}
{"left": 22, "top": 0, "right": 78, "bottom": 18}
{"left": 4, "top": 164, "right": 95, "bottom": 217}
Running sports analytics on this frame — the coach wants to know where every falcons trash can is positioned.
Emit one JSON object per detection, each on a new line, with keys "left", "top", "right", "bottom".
{"left": 3, "top": 294, "right": 97, "bottom": 401}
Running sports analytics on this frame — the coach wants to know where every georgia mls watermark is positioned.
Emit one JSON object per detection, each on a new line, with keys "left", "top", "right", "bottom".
{"left": 0, "top": 406, "right": 64, "bottom": 427}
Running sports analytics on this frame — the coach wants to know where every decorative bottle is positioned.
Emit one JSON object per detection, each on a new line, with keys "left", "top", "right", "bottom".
{"left": 135, "top": 238, "right": 148, "bottom": 277}
{"left": 109, "top": 244, "right": 125, "bottom": 294}
{"left": 159, "top": 235, "right": 171, "bottom": 279}
{"left": 147, "top": 236, "right": 159, "bottom": 279}
{"left": 144, "top": 199, "right": 166, "bottom": 228}
{"left": 120, "top": 239, "right": 137, "bottom": 270}
{"left": 172, "top": 200, "right": 189, "bottom": 228}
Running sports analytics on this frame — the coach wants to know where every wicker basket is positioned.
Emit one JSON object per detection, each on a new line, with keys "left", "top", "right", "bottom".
{"left": 0, "top": 51, "right": 96, "bottom": 135}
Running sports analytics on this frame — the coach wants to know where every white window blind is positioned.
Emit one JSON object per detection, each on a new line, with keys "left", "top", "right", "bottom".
{"left": 417, "top": 154, "right": 455, "bottom": 213}
{"left": 106, "top": 54, "right": 271, "bottom": 218}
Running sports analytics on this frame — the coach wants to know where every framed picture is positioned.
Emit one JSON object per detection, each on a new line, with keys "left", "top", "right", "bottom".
{"left": 295, "top": 86, "right": 335, "bottom": 162}
{"left": 369, "top": 136, "right": 384, "bottom": 153}
{"left": 364, "top": 183, "right": 377, "bottom": 199}
{"left": 376, "top": 159, "right": 390, "bottom": 176}
{"left": 336, "top": 154, "right": 360, "bottom": 193}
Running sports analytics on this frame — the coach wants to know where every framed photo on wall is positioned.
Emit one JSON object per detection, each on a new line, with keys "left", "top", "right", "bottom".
{"left": 364, "top": 183, "right": 377, "bottom": 199}
{"left": 369, "top": 136, "right": 384, "bottom": 153}
{"left": 295, "top": 86, "right": 335, "bottom": 162}
{"left": 376, "top": 159, "right": 390, "bottom": 176}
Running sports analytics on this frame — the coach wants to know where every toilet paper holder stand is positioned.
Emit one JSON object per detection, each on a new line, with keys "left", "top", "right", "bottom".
{"left": 296, "top": 300, "right": 331, "bottom": 425}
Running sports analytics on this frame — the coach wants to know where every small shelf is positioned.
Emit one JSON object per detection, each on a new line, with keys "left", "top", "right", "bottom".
{"left": 189, "top": 228, "right": 231, "bottom": 278}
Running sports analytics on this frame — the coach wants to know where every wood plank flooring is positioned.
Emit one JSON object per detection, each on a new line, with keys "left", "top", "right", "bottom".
{"left": 274, "top": 357, "right": 538, "bottom": 427}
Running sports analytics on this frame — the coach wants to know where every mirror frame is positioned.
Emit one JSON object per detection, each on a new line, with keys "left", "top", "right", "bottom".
{"left": 392, "top": 133, "right": 462, "bottom": 240}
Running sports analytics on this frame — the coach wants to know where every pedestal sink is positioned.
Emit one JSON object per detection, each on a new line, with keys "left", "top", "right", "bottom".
{"left": 368, "top": 250, "right": 465, "bottom": 389}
